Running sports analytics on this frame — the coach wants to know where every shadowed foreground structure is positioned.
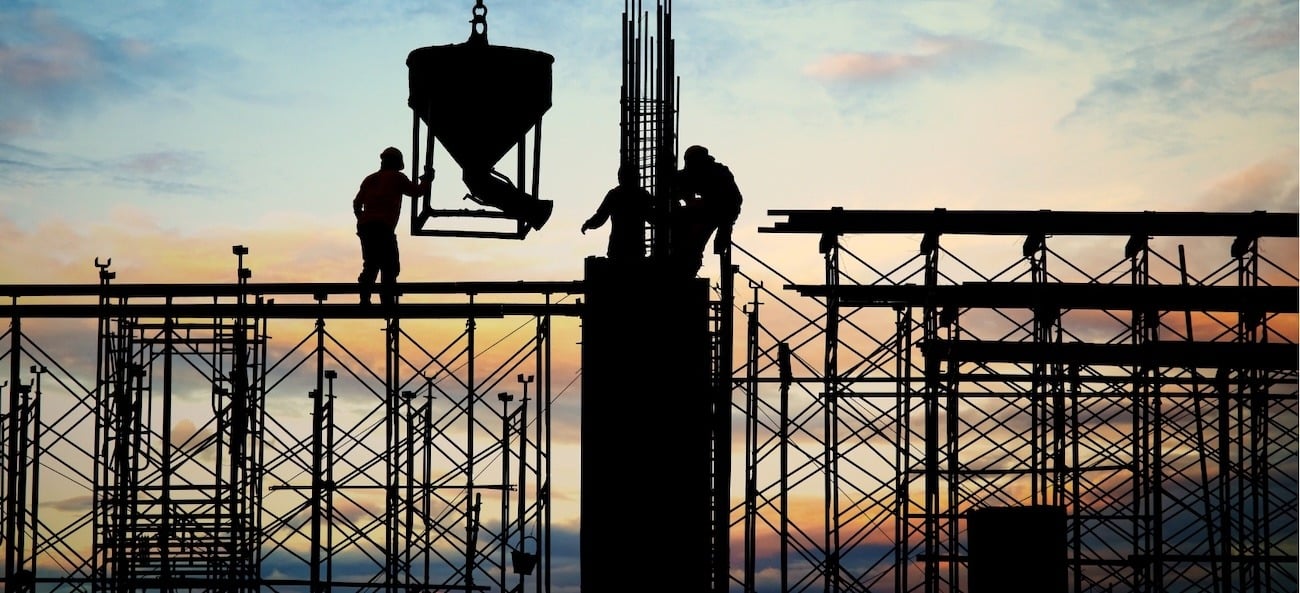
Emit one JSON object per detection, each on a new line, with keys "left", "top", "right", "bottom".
{"left": 0, "top": 208, "right": 1296, "bottom": 593}
{"left": 740, "top": 208, "right": 1298, "bottom": 593}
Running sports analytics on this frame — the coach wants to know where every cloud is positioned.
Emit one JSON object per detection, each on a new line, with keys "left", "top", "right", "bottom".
{"left": 116, "top": 150, "right": 205, "bottom": 176}
{"left": 0, "top": 144, "right": 210, "bottom": 201}
{"left": 802, "top": 35, "right": 994, "bottom": 85}
{"left": 172, "top": 418, "right": 209, "bottom": 448}
{"left": 0, "top": 142, "right": 95, "bottom": 185}
{"left": 1195, "top": 153, "right": 1299, "bottom": 214}
{"left": 42, "top": 494, "right": 95, "bottom": 513}
{"left": 0, "top": 3, "right": 225, "bottom": 193}
{"left": 1064, "top": 3, "right": 1298, "bottom": 131}
{"left": 0, "top": 4, "right": 230, "bottom": 141}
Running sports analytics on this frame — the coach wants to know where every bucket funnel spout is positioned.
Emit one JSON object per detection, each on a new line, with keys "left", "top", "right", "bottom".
{"left": 463, "top": 169, "right": 554, "bottom": 231}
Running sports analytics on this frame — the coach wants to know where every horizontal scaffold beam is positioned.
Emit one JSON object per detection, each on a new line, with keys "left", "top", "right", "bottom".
{"left": 0, "top": 280, "right": 584, "bottom": 299}
{"left": 923, "top": 338, "right": 1298, "bottom": 372}
{"left": 762, "top": 208, "right": 1299, "bottom": 237}
{"left": 788, "top": 282, "right": 1299, "bottom": 313}
{"left": 0, "top": 302, "right": 580, "bottom": 319}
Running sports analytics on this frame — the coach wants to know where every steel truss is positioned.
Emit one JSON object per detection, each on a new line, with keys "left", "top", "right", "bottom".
{"left": 2, "top": 208, "right": 1297, "bottom": 593}
{"left": 729, "top": 209, "right": 1298, "bottom": 593}
{"left": 1, "top": 249, "right": 579, "bottom": 593}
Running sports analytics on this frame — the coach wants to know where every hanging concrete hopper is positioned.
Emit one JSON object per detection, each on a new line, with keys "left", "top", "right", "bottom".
{"left": 406, "top": 2, "right": 555, "bottom": 239}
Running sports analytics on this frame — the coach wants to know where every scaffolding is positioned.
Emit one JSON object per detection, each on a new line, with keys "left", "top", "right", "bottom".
{"left": 1, "top": 248, "right": 576, "bottom": 593}
{"left": 730, "top": 208, "right": 1298, "bottom": 592}
{"left": 1, "top": 208, "right": 1297, "bottom": 593}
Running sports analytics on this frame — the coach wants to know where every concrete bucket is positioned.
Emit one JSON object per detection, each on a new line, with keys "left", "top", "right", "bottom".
{"left": 406, "top": 19, "right": 555, "bottom": 231}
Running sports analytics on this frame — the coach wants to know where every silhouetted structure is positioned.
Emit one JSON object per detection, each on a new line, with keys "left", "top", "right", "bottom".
{"left": 619, "top": 0, "right": 677, "bottom": 261}
{"left": 737, "top": 207, "right": 1298, "bottom": 592}
{"left": 580, "top": 2, "right": 735, "bottom": 592}
{"left": 580, "top": 257, "right": 713, "bottom": 589}
{"left": 405, "top": 0, "right": 554, "bottom": 239}
{"left": 1, "top": 210, "right": 1296, "bottom": 593}
{"left": 0, "top": 250, "right": 576, "bottom": 593}
{"left": 967, "top": 506, "right": 1067, "bottom": 593}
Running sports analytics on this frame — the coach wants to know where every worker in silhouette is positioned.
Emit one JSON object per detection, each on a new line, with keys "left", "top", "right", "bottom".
{"left": 581, "top": 163, "right": 652, "bottom": 261}
{"left": 672, "top": 144, "right": 743, "bottom": 275}
{"left": 353, "top": 146, "right": 431, "bottom": 307}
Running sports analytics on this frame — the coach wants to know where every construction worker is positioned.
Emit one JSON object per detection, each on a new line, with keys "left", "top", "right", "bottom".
{"left": 672, "top": 144, "right": 743, "bottom": 275}
{"left": 353, "top": 146, "right": 432, "bottom": 307}
{"left": 581, "top": 163, "right": 652, "bottom": 260}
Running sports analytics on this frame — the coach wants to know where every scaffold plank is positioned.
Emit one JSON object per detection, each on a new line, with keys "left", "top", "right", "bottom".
{"left": 762, "top": 208, "right": 1299, "bottom": 237}
{"left": 923, "top": 338, "right": 1299, "bottom": 371}
{"left": 788, "top": 282, "right": 1298, "bottom": 312}
{"left": 0, "top": 302, "right": 580, "bottom": 319}
{"left": 0, "top": 280, "right": 584, "bottom": 299}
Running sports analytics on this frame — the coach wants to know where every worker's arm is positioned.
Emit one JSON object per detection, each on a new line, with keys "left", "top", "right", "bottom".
{"left": 581, "top": 190, "right": 616, "bottom": 233}
{"left": 403, "top": 168, "right": 435, "bottom": 197}
{"left": 352, "top": 179, "right": 369, "bottom": 217}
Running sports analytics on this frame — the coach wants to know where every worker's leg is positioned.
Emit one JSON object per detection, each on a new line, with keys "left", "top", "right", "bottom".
{"left": 669, "top": 210, "right": 713, "bottom": 277}
{"left": 712, "top": 222, "right": 732, "bottom": 255}
{"left": 356, "top": 224, "right": 382, "bottom": 305}
{"left": 378, "top": 233, "right": 400, "bottom": 307}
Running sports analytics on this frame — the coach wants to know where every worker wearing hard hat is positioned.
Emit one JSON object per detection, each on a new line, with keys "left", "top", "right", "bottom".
{"left": 672, "top": 145, "right": 744, "bottom": 274}
{"left": 353, "top": 147, "right": 432, "bottom": 307}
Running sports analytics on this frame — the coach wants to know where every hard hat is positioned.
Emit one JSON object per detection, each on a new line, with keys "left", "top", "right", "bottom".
{"left": 380, "top": 146, "right": 403, "bottom": 161}
{"left": 684, "top": 144, "right": 711, "bottom": 165}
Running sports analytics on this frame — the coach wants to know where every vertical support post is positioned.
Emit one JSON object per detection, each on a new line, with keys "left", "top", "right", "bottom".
{"left": 543, "top": 305, "right": 553, "bottom": 593}
{"left": 742, "top": 285, "right": 760, "bottom": 593}
{"left": 778, "top": 342, "right": 792, "bottom": 593}
{"left": 514, "top": 372, "right": 531, "bottom": 593}
{"left": 943, "top": 308, "right": 959, "bottom": 590}
{"left": 5, "top": 316, "right": 22, "bottom": 589}
{"left": 464, "top": 306, "right": 478, "bottom": 588}
{"left": 1125, "top": 233, "right": 1151, "bottom": 591}
{"left": 161, "top": 309, "right": 175, "bottom": 587}
{"left": 1069, "top": 364, "right": 1083, "bottom": 593}
{"left": 538, "top": 307, "right": 551, "bottom": 593}
{"left": 1178, "top": 245, "right": 1223, "bottom": 592}
{"left": 28, "top": 364, "right": 45, "bottom": 587}
{"left": 233, "top": 246, "right": 257, "bottom": 589}
{"left": 1216, "top": 366, "right": 1232, "bottom": 589}
{"left": 498, "top": 391, "right": 512, "bottom": 590}
{"left": 1233, "top": 232, "right": 1264, "bottom": 590}
{"left": 326, "top": 370, "right": 337, "bottom": 587}
{"left": 384, "top": 314, "right": 401, "bottom": 593}
{"left": 402, "top": 382, "right": 415, "bottom": 592}
{"left": 310, "top": 315, "right": 326, "bottom": 593}
{"left": 1027, "top": 232, "right": 1046, "bottom": 504}
{"left": 919, "top": 227, "right": 942, "bottom": 593}
{"left": 714, "top": 244, "right": 735, "bottom": 593}
{"left": 894, "top": 305, "right": 912, "bottom": 593}
{"left": 821, "top": 231, "right": 841, "bottom": 593}
{"left": 421, "top": 381, "right": 435, "bottom": 587}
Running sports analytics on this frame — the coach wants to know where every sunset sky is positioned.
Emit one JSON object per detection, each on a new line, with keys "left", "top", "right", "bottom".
{"left": 1, "top": 0, "right": 1296, "bottom": 590}
{"left": 1, "top": 0, "right": 1295, "bottom": 285}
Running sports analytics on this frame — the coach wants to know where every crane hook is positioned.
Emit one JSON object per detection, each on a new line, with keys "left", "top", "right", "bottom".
{"left": 468, "top": 0, "right": 489, "bottom": 44}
